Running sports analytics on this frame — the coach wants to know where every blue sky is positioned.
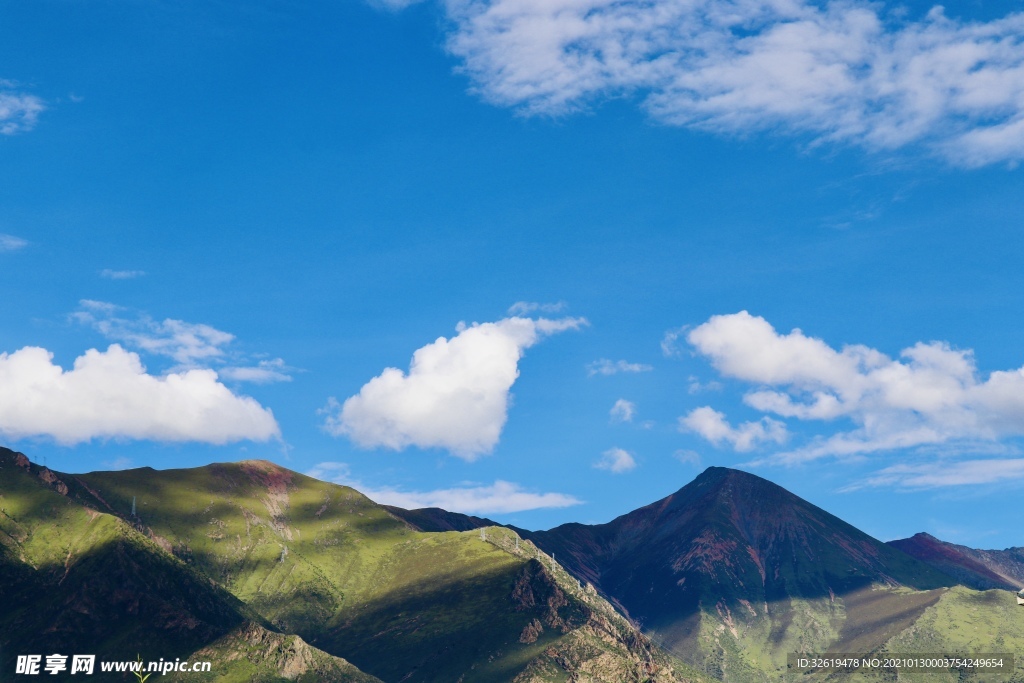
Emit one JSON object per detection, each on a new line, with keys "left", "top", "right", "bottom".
{"left": 2, "top": 0, "right": 1024, "bottom": 548}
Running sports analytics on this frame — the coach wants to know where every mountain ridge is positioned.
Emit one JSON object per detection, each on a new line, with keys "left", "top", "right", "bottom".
{"left": 887, "top": 532, "right": 1024, "bottom": 591}
{"left": 2, "top": 446, "right": 706, "bottom": 682}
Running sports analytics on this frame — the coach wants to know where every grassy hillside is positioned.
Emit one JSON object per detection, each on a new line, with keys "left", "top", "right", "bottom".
{"left": 0, "top": 447, "right": 379, "bottom": 682}
{"left": 7, "top": 448, "right": 1019, "bottom": 683}
{"left": 64, "top": 457, "right": 710, "bottom": 682}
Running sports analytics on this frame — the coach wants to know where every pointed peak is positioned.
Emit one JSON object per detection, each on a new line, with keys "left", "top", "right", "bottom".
{"left": 687, "top": 465, "right": 776, "bottom": 491}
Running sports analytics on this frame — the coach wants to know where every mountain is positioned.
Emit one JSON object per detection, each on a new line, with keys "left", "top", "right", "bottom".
{"left": 383, "top": 505, "right": 497, "bottom": 532}
{"left": 7, "top": 446, "right": 1023, "bottom": 683}
{"left": 887, "top": 532, "right": 1024, "bottom": 591}
{"left": 519, "top": 466, "right": 959, "bottom": 681}
{"left": 0, "top": 447, "right": 378, "bottom": 683}
{"left": 2, "top": 447, "right": 708, "bottom": 683}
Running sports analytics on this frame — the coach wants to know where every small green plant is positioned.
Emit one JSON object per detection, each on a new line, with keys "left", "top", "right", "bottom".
{"left": 132, "top": 655, "right": 152, "bottom": 683}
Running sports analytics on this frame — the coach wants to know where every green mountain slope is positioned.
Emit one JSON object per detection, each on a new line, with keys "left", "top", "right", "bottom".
{"left": 0, "top": 447, "right": 380, "bottom": 683}
{"left": 61, "top": 455, "right": 710, "bottom": 682}
{"left": 796, "top": 586, "right": 1024, "bottom": 683}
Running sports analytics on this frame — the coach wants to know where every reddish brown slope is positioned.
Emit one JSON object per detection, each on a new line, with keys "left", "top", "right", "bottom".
{"left": 887, "top": 532, "right": 1024, "bottom": 590}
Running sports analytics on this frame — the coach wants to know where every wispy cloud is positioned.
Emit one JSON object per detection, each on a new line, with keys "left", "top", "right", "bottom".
{"left": 0, "top": 233, "right": 28, "bottom": 252}
{"left": 587, "top": 358, "right": 653, "bottom": 376}
{"left": 74, "top": 300, "right": 233, "bottom": 366}
{"left": 306, "top": 461, "right": 582, "bottom": 513}
{"left": 0, "top": 82, "right": 44, "bottom": 135}
{"left": 102, "top": 457, "right": 134, "bottom": 470}
{"left": 325, "top": 315, "right": 587, "bottom": 459}
{"left": 393, "top": 0, "right": 1024, "bottom": 166}
{"left": 71, "top": 300, "right": 293, "bottom": 383}
{"left": 687, "top": 376, "right": 723, "bottom": 394}
{"left": 661, "top": 326, "right": 689, "bottom": 358}
{"left": 100, "top": 269, "right": 146, "bottom": 280}
{"left": 219, "top": 359, "right": 293, "bottom": 384}
{"left": 507, "top": 301, "right": 567, "bottom": 315}
{"left": 674, "top": 449, "right": 702, "bottom": 468}
{"left": 842, "top": 458, "right": 1024, "bottom": 491}
{"left": 594, "top": 447, "right": 637, "bottom": 473}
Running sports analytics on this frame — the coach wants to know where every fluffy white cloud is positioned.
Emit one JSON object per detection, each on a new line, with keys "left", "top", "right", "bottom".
{"left": 680, "top": 406, "right": 787, "bottom": 451}
{"left": 0, "top": 83, "right": 44, "bottom": 135}
{"left": 402, "top": 0, "right": 1024, "bottom": 166}
{"left": 594, "top": 447, "right": 637, "bottom": 473}
{"left": 609, "top": 398, "right": 636, "bottom": 423}
{"left": 0, "top": 233, "right": 28, "bottom": 252}
{"left": 326, "top": 315, "right": 587, "bottom": 459}
{"left": 587, "top": 358, "right": 653, "bottom": 376}
{"left": 844, "top": 458, "right": 1024, "bottom": 490}
{"left": 100, "top": 269, "right": 146, "bottom": 280}
{"left": 306, "top": 462, "right": 582, "bottom": 513}
{"left": 0, "top": 344, "right": 280, "bottom": 444}
{"left": 687, "top": 311, "right": 1024, "bottom": 462}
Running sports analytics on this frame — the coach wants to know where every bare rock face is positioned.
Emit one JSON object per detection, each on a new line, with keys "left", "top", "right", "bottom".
{"left": 510, "top": 559, "right": 581, "bottom": 633}
{"left": 519, "top": 618, "right": 544, "bottom": 644}
{"left": 14, "top": 452, "right": 30, "bottom": 469}
{"left": 37, "top": 467, "right": 69, "bottom": 496}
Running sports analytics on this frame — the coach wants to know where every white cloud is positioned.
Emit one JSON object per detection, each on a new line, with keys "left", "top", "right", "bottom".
{"left": 72, "top": 300, "right": 292, "bottom": 383}
{"left": 74, "top": 300, "right": 234, "bottom": 366}
{"left": 687, "top": 376, "right": 723, "bottom": 394}
{"left": 609, "top": 398, "right": 636, "bottom": 423}
{"left": 404, "top": 0, "right": 1024, "bottom": 166}
{"left": 507, "top": 301, "right": 567, "bottom": 315}
{"left": 0, "top": 84, "right": 44, "bottom": 135}
{"left": 674, "top": 449, "right": 702, "bottom": 468}
{"left": 687, "top": 311, "right": 1024, "bottom": 463}
{"left": 594, "top": 447, "right": 637, "bottom": 473}
{"left": 0, "top": 344, "right": 280, "bottom": 445}
{"left": 661, "top": 326, "right": 688, "bottom": 357}
{"left": 100, "top": 269, "right": 146, "bottom": 280}
{"left": 0, "top": 233, "right": 28, "bottom": 252}
{"left": 366, "top": 0, "right": 424, "bottom": 11}
{"left": 680, "top": 406, "right": 788, "bottom": 452}
{"left": 219, "top": 359, "right": 293, "bottom": 384}
{"left": 844, "top": 458, "right": 1024, "bottom": 490}
{"left": 325, "top": 315, "right": 587, "bottom": 459}
{"left": 587, "top": 358, "right": 653, "bottom": 376}
{"left": 306, "top": 462, "right": 582, "bottom": 513}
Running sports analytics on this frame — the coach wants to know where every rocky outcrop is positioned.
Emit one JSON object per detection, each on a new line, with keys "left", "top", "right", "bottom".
{"left": 37, "top": 467, "right": 68, "bottom": 496}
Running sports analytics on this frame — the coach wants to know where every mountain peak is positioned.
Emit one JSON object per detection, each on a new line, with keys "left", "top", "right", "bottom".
{"left": 525, "top": 466, "right": 954, "bottom": 657}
